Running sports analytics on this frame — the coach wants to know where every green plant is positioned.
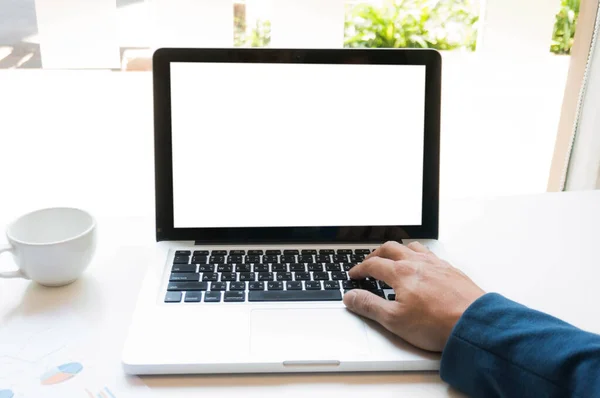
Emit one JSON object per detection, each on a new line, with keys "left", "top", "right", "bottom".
{"left": 248, "top": 20, "right": 271, "bottom": 47}
{"left": 344, "top": 0, "right": 479, "bottom": 51}
{"left": 234, "top": 1, "right": 271, "bottom": 48}
{"left": 551, "top": 0, "right": 580, "bottom": 55}
{"left": 234, "top": 19, "right": 271, "bottom": 47}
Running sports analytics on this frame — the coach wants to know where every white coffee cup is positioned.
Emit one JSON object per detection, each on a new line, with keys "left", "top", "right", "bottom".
{"left": 0, "top": 207, "right": 96, "bottom": 286}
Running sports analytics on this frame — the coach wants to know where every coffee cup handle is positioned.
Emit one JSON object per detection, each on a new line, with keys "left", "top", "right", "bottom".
{"left": 0, "top": 244, "right": 29, "bottom": 279}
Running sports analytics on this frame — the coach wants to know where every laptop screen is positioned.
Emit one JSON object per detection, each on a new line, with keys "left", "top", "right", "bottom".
{"left": 170, "top": 61, "right": 426, "bottom": 228}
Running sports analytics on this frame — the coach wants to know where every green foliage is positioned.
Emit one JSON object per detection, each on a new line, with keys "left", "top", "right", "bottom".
{"left": 551, "top": 0, "right": 580, "bottom": 55}
{"left": 344, "top": 0, "right": 479, "bottom": 51}
{"left": 234, "top": 2, "right": 271, "bottom": 48}
{"left": 235, "top": 19, "right": 271, "bottom": 47}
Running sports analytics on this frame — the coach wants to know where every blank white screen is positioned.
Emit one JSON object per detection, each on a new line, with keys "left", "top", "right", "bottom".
{"left": 171, "top": 62, "right": 425, "bottom": 228}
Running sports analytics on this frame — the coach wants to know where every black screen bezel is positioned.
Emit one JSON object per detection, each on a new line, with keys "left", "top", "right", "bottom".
{"left": 154, "top": 48, "right": 441, "bottom": 243}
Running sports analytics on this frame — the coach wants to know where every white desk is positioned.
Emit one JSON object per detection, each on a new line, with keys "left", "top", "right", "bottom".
{"left": 1, "top": 190, "right": 599, "bottom": 397}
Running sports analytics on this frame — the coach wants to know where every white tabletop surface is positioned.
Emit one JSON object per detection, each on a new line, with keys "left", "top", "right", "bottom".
{"left": 2, "top": 190, "right": 600, "bottom": 397}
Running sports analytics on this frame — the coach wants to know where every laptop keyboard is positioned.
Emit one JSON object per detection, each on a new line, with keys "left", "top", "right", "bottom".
{"left": 164, "top": 248, "right": 395, "bottom": 303}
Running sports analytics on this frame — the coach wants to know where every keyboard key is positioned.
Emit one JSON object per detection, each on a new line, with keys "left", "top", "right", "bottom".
{"left": 198, "top": 264, "right": 215, "bottom": 272}
{"left": 355, "top": 249, "right": 372, "bottom": 255}
{"left": 306, "top": 281, "right": 322, "bottom": 290}
{"left": 334, "top": 254, "right": 348, "bottom": 262}
{"left": 209, "top": 256, "right": 225, "bottom": 263}
{"left": 308, "top": 264, "right": 323, "bottom": 272}
{"left": 266, "top": 250, "right": 281, "bottom": 255}
{"left": 248, "top": 290, "right": 342, "bottom": 302}
{"left": 315, "top": 255, "right": 331, "bottom": 263}
{"left": 168, "top": 282, "right": 208, "bottom": 291}
{"left": 210, "top": 282, "right": 227, "bottom": 291}
{"left": 337, "top": 249, "right": 353, "bottom": 255}
{"left": 184, "top": 291, "right": 202, "bottom": 302}
{"left": 342, "top": 280, "right": 359, "bottom": 290}
{"left": 248, "top": 250, "right": 264, "bottom": 255}
{"left": 286, "top": 281, "right": 303, "bottom": 290}
{"left": 343, "top": 263, "right": 356, "bottom": 271}
{"left": 301, "top": 249, "right": 317, "bottom": 255}
{"left": 229, "top": 282, "right": 246, "bottom": 291}
{"left": 313, "top": 272, "right": 329, "bottom": 281}
{"left": 239, "top": 272, "right": 256, "bottom": 281}
{"left": 253, "top": 264, "right": 269, "bottom": 272}
{"left": 235, "top": 264, "right": 252, "bottom": 272}
{"left": 173, "top": 256, "right": 190, "bottom": 264}
{"left": 230, "top": 250, "right": 245, "bottom": 255}
{"left": 217, "top": 264, "right": 233, "bottom": 272}
{"left": 235, "top": 264, "right": 252, "bottom": 273}
{"left": 276, "top": 272, "right": 292, "bottom": 281}
{"left": 331, "top": 272, "right": 348, "bottom": 281}
{"left": 227, "top": 255, "right": 244, "bottom": 264}
{"left": 164, "top": 291, "right": 182, "bottom": 303}
{"left": 283, "top": 249, "right": 300, "bottom": 255}
{"left": 267, "top": 281, "right": 284, "bottom": 290}
{"left": 258, "top": 272, "right": 274, "bottom": 281}
{"left": 326, "top": 264, "right": 341, "bottom": 272}
{"left": 202, "top": 273, "right": 218, "bottom": 282}
{"left": 224, "top": 291, "right": 245, "bottom": 302}
{"left": 298, "top": 255, "right": 314, "bottom": 263}
{"left": 324, "top": 281, "right": 339, "bottom": 290}
{"left": 175, "top": 250, "right": 191, "bottom": 256}
{"left": 294, "top": 272, "right": 310, "bottom": 281}
{"left": 246, "top": 255, "right": 261, "bottom": 263}
{"left": 212, "top": 250, "right": 227, "bottom": 255}
{"left": 191, "top": 255, "right": 208, "bottom": 264}
{"left": 221, "top": 272, "right": 237, "bottom": 281}
{"left": 360, "top": 280, "right": 379, "bottom": 290}
{"left": 387, "top": 293, "right": 396, "bottom": 301}
{"left": 193, "top": 250, "right": 209, "bottom": 256}
{"left": 263, "top": 255, "right": 278, "bottom": 263}
{"left": 351, "top": 254, "right": 365, "bottom": 262}
{"left": 249, "top": 281, "right": 264, "bottom": 290}
{"left": 272, "top": 263, "right": 287, "bottom": 272}
{"left": 172, "top": 264, "right": 196, "bottom": 273}
{"left": 281, "top": 255, "right": 296, "bottom": 263}
{"left": 169, "top": 273, "right": 200, "bottom": 282}
{"left": 370, "top": 289, "right": 385, "bottom": 298}
{"left": 204, "top": 291, "right": 222, "bottom": 302}
{"left": 290, "top": 263, "right": 306, "bottom": 272}
{"left": 319, "top": 249, "right": 334, "bottom": 255}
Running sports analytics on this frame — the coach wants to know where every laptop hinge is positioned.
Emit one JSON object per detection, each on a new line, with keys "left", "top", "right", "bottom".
{"left": 193, "top": 240, "right": 396, "bottom": 246}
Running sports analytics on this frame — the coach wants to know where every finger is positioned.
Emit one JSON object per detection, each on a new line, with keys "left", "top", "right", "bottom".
{"left": 366, "top": 241, "right": 414, "bottom": 261}
{"left": 343, "top": 289, "right": 398, "bottom": 327}
{"left": 406, "top": 241, "right": 430, "bottom": 253}
{"left": 349, "top": 256, "right": 397, "bottom": 282}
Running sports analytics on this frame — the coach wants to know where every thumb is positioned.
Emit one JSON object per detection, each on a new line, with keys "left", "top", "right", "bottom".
{"left": 343, "top": 289, "right": 397, "bottom": 327}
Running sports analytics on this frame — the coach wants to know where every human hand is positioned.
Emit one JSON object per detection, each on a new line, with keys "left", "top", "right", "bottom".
{"left": 343, "top": 241, "right": 485, "bottom": 352}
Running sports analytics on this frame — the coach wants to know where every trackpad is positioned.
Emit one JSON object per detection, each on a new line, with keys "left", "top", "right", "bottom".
{"left": 250, "top": 309, "right": 370, "bottom": 360}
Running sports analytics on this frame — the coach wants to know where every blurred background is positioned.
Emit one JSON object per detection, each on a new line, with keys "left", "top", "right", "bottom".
{"left": 0, "top": 0, "right": 581, "bottom": 218}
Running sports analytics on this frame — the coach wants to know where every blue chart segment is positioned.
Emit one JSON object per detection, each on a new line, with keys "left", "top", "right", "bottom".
{"left": 40, "top": 362, "right": 83, "bottom": 385}
{"left": 0, "top": 390, "right": 14, "bottom": 398}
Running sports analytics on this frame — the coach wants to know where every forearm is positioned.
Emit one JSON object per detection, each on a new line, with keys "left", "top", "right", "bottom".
{"left": 440, "top": 293, "right": 600, "bottom": 398}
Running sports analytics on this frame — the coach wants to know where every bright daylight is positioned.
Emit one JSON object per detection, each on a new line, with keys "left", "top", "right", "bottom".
{"left": 1, "top": 0, "right": 599, "bottom": 397}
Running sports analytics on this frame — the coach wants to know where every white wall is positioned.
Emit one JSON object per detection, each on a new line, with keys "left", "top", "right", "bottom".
{"left": 566, "top": 17, "right": 600, "bottom": 190}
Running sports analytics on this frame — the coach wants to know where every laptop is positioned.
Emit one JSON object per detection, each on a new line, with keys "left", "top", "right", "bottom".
{"left": 122, "top": 48, "right": 442, "bottom": 375}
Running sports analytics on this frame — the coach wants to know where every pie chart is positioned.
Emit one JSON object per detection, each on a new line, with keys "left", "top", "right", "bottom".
{"left": 0, "top": 390, "right": 14, "bottom": 398}
{"left": 40, "top": 362, "right": 83, "bottom": 385}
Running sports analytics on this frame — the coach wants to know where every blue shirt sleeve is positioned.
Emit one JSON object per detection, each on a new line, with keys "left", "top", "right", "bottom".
{"left": 440, "top": 293, "right": 600, "bottom": 398}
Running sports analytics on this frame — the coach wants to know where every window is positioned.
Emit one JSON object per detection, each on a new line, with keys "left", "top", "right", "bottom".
{"left": 0, "top": 0, "right": 581, "bottom": 202}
